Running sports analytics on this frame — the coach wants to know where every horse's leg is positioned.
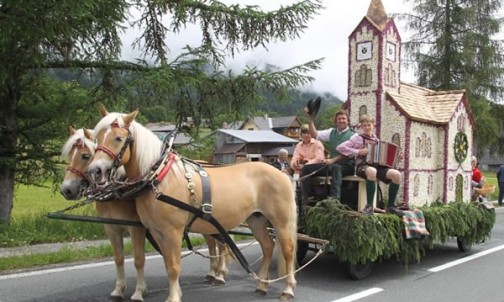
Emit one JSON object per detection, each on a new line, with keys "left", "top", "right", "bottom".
{"left": 246, "top": 214, "right": 274, "bottom": 296}
{"left": 216, "top": 239, "right": 232, "bottom": 279}
{"left": 129, "top": 226, "right": 148, "bottom": 301}
{"left": 202, "top": 234, "right": 218, "bottom": 283}
{"left": 156, "top": 229, "right": 184, "bottom": 302}
{"left": 272, "top": 220, "right": 297, "bottom": 301}
{"left": 212, "top": 236, "right": 232, "bottom": 286}
{"left": 104, "top": 225, "right": 127, "bottom": 299}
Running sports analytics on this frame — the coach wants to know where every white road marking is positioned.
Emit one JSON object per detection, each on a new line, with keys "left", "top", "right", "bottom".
{"left": 0, "top": 242, "right": 258, "bottom": 281}
{"left": 428, "top": 244, "right": 504, "bottom": 272}
{"left": 330, "top": 287, "right": 383, "bottom": 302}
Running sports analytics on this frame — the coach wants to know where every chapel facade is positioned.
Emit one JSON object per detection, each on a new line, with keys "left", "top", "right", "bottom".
{"left": 344, "top": 0, "right": 475, "bottom": 205}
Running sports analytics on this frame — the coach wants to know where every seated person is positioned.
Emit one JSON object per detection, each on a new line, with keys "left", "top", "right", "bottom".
{"left": 471, "top": 156, "right": 485, "bottom": 201}
{"left": 471, "top": 156, "right": 484, "bottom": 188}
{"left": 336, "top": 114, "right": 404, "bottom": 216}
{"left": 304, "top": 109, "right": 355, "bottom": 202}
{"left": 290, "top": 125, "right": 325, "bottom": 201}
{"left": 271, "top": 148, "right": 291, "bottom": 176}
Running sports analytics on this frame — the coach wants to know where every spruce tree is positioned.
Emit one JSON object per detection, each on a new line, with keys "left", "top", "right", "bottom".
{"left": 0, "top": 0, "right": 323, "bottom": 225}
{"left": 398, "top": 0, "right": 504, "bottom": 153}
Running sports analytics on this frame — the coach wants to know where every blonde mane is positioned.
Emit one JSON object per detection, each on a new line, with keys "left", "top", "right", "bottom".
{"left": 94, "top": 112, "right": 162, "bottom": 175}
{"left": 61, "top": 128, "right": 96, "bottom": 157}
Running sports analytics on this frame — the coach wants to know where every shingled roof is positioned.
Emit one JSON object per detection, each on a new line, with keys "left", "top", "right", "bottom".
{"left": 366, "top": 0, "right": 389, "bottom": 30}
{"left": 386, "top": 82, "right": 468, "bottom": 125}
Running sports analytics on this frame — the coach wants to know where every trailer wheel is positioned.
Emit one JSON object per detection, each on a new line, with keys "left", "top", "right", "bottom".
{"left": 457, "top": 237, "right": 472, "bottom": 252}
{"left": 296, "top": 241, "right": 309, "bottom": 265}
{"left": 347, "top": 261, "right": 373, "bottom": 280}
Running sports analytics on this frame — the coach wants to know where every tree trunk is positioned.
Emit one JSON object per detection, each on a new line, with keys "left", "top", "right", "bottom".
{"left": 0, "top": 167, "right": 15, "bottom": 225}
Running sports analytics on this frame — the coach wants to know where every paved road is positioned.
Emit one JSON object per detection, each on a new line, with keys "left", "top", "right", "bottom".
{"left": 1, "top": 208, "right": 504, "bottom": 302}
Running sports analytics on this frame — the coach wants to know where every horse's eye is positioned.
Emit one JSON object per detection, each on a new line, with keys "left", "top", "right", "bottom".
{"left": 115, "top": 136, "right": 124, "bottom": 143}
{"left": 81, "top": 154, "right": 91, "bottom": 160}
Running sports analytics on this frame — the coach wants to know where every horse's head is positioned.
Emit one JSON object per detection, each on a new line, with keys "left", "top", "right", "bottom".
{"left": 87, "top": 105, "right": 138, "bottom": 185}
{"left": 60, "top": 126, "right": 96, "bottom": 200}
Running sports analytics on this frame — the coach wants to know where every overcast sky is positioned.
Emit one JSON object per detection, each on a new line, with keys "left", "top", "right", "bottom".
{"left": 120, "top": 0, "right": 497, "bottom": 100}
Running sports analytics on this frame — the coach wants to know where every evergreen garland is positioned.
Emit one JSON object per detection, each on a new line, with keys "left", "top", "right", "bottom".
{"left": 304, "top": 199, "right": 495, "bottom": 265}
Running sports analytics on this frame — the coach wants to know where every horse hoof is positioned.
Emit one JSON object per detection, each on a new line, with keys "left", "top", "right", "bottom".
{"left": 213, "top": 278, "right": 226, "bottom": 286}
{"left": 279, "top": 292, "right": 294, "bottom": 301}
{"left": 109, "top": 295, "right": 123, "bottom": 301}
{"left": 204, "top": 275, "right": 216, "bottom": 283}
{"left": 254, "top": 289, "right": 267, "bottom": 297}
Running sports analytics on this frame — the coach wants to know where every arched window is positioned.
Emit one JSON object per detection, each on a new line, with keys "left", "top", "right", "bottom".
{"left": 414, "top": 174, "right": 420, "bottom": 197}
{"left": 421, "top": 132, "right": 427, "bottom": 157}
{"left": 359, "top": 105, "right": 367, "bottom": 117}
{"left": 427, "top": 137, "right": 432, "bottom": 158}
{"left": 415, "top": 137, "right": 421, "bottom": 157}
{"left": 427, "top": 175, "right": 433, "bottom": 195}
{"left": 392, "top": 133, "right": 400, "bottom": 146}
{"left": 455, "top": 174, "right": 464, "bottom": 202}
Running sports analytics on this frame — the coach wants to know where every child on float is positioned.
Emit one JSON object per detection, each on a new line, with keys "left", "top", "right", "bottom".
{"left": 336, "top": 114, "right": 404, "bottom": 216}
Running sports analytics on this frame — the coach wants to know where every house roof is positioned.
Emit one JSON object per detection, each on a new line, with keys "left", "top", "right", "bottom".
{"left": 386, "top": 82, "right": 467, "bottom": 125}
{"left": 218, "top": 129, "right": 298, "bottom": 143}
{"left": 214, "top": 143, "right": 246, "bottom": 155}
{"left": 145, "top": 123, "right": 193, "bottom": 144}
{"left": 366, "top": 0, "right": 389, "bottom": 30}
{"left": 240, "top": 116, "right": 300, "bottom": 130}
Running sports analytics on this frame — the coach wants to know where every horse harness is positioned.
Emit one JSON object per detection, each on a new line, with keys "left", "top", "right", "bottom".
{"left": 86, "top": 122, "right": 253, "bottom": 275}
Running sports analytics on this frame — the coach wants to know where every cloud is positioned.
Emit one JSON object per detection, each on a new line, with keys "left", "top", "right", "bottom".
{"left": 121, "top": 0, "right": 415, "bottom": 99}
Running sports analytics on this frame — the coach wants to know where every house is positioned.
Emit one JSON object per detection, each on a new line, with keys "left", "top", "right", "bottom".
{"left": 145, "top": 123, "right": 193, "bottom": 146}
{"left": 213, "top": 129, "right": 297, "bottom": 164}
{"left": 238, "top": 115, "right": 303, "bottom": 140}
{"left": 343, "top": 0, "right": 475, "bottom": 205}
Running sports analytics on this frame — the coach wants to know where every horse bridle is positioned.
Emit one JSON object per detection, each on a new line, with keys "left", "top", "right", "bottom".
{"left": 66, "top": 140, "right": 92, "bottom": 195}
{"left": 95, "top": 120, "right": 134, "bottom": 181}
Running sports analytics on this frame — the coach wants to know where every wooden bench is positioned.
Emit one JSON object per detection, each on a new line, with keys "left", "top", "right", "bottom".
{"left": 314, "top": 175, "right": 376, "bottom": 212}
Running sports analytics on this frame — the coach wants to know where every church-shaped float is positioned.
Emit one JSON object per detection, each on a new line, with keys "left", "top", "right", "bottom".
{"left": 343, "top": 0, "right": 475, "bottom": 205}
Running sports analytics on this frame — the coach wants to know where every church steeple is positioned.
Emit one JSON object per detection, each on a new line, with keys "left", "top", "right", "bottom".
{"left": 366, "top": 0, "right": 388, "bottom": 30}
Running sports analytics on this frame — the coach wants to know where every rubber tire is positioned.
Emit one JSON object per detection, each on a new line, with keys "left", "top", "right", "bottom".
{"left": 457, "top": 236, "right": 472, "bottom": 252}
{"left": 347, "top": 261, "right": 373, "bottom": 280}
{"left": 296, "top": 241, "right": 309, "bottom": 265}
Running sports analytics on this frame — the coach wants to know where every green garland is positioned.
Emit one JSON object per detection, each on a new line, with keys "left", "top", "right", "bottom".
{"left": 303, "top": 199, "right": 495, "bottom": 265}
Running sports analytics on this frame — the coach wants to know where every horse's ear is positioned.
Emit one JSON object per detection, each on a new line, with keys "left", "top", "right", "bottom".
{"left": 84, "top": 128, "right": 94, "bottom": 140}
{"left": 123, "top": 109, "right": 139, "bottom": 126}
{"left": 69, "top": 126, "right": 77, "bottom": 135}
{"left": 99, "top": 103, "right": 109, "bottom": 117}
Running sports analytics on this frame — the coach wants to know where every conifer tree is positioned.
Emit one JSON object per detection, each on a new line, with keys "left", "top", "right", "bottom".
{"left": 398, "top": 0, "right": 504, "bottom": 153}
{"left": 0, "top": 0, "right": 323, "bottom": 224}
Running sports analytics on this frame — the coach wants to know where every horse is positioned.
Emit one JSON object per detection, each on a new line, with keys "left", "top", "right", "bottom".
{"left": 60, "top": 127, "right": 232, "bottom": 301}
{"left": 86, "top": 106, "right": 298, "bottom": 302}
{"left": 61, "top": 127, "right": 148, "bottom": 301}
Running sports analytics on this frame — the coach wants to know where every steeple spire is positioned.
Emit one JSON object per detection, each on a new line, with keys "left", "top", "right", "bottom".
{"left": 366, "top": 0, "right": 388, "bottom": 29}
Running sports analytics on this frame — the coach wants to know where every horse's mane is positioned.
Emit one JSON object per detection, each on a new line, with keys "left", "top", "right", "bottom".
{"left": 61, "top": 129, "right": 96, "bottom": 157}
{"left": 94, "top": 112, "right": 162, "bottom": 175}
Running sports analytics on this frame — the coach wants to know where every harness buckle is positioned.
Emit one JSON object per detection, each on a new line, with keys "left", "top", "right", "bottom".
{"left": 201, "top": 203, "right": 213, "bottom": 214}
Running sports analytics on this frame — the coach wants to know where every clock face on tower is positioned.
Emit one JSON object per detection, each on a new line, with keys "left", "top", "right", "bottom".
{"left": 386, "top": 42, "right": 396, "bottom": 61}
{"left": 357, "top": 41, "right": 372, "bottom": 61}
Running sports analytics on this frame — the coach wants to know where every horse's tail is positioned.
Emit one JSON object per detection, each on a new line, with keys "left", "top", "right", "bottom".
{"left": 277, "top": 192, "right": 298, "bottom": 278}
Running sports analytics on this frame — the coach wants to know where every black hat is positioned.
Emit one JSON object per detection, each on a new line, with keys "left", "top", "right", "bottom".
{"left": 306, "top": 96, "right": 321, "bottom": 117}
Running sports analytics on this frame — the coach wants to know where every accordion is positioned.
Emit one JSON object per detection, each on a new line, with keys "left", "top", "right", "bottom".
{"left": 365, "top": 141, "right": 399, "bottom": 168}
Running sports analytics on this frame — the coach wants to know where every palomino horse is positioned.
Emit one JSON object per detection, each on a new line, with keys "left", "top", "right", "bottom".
{"left": 86, "top": 107, "right": 298, "bottom": 302}
{"left": 60, "top": 127, "right": 148, "bottom": 301}
{"left": 61, "top": 127, "right": 232, "bottom": 301}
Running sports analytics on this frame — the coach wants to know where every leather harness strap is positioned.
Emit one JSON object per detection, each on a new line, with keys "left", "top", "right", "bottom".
{"left": 155, "top": 192, "right": 252, "bottom": 275}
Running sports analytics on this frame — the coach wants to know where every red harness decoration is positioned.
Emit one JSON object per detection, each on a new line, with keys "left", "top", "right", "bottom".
{"left": 156, "top": 153, "right": 176, "bottom": 183}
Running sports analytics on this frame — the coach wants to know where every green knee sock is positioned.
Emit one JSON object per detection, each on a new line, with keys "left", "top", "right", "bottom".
{"left": 388, "top": 183, "right": 400, "bottom": 206}
{"left": 366, "top": 180, "right": 376, "bottom": 206}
